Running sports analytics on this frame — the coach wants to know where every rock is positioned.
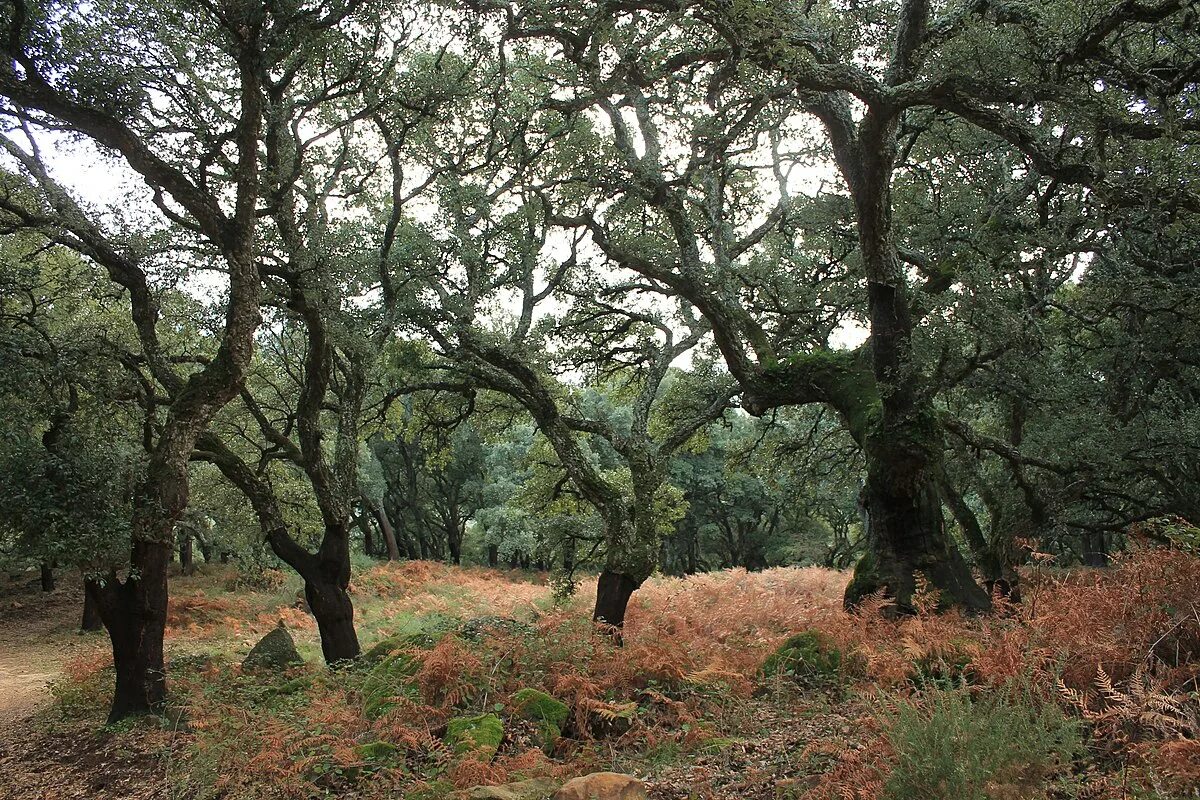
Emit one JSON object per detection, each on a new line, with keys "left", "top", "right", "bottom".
{"left": 445, "top": 713, "right": 504, "bottom": 761}
{"left": 759, "top": 630, "right": 847, "bottom": 686}
{"left": 362, "top": 651, "right": 421, "bottom": 719}
{"left": 241, "top": 622, "right": 303, "bottom": 671}
{"left": 510, "top": 688, "right": 569, "bottom": 749}
{"left": 362, "top": 626, "right": 446, "bottom": 664}
{"left": 553, "top": 773, "right": 647, "bottom": 800}
{"left": 355, "top": 740, "right": 400, "bottom": 763}
{"left": 457, "top": 777, "right": 560, "bottom": 800}
{"left": 457, "top": 616, "right": 536, "bottom": 642}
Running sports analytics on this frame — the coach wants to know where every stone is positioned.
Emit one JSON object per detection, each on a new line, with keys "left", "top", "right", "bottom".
{"left": 552, "top": 773, "right": 647, "bottom": 800}
{"left": 241, "top": 622, "right": 303, "bottom": 671}
{"left": 457, "top": 616, "right": 536, "bottom": 642}
{"left": 759, "top": 630, "right": 845, "bottom": 685}
{"left": 445, "top": 713, "right": 504, "bottom": 761}
{"left": 457, "top": 777, "right": 560, "bottom": 800}
{"left": 510, "top": 688, "right": 569, "bottom": 749}
{"left": 362, "top": 651, "right": 421, "bottom": 719}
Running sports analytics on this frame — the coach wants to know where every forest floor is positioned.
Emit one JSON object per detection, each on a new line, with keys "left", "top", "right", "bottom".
{"left": 0, "top": 553, "right": 1196, "bottom": 800}
{"left": 0, "top": 579, "right": 173, "bottom": 800}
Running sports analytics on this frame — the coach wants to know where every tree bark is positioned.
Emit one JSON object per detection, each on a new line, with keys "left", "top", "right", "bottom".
{"left": 592, "top": 570, "right": 639, "bottom": 630}
{"left": 179, "top": 535, "right": 195, "bottom": 576}
{"left": 86, "top": 539, "right": 170, "bottom": 722}
{"left": 372, "top": 505, "right": 401, "bottom": 561}
{"left": 39, "top": 563, "right": 54, "bottom": 592}
{"left": 487, "top": 543, "right": 498, "bottom": 568}
{"left": 81, "top": 584, "right": 103, "bottom": 632}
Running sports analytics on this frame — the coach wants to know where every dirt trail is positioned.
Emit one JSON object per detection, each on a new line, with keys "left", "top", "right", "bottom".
{"left": 0, "top": 590, "right": 80, "bottom": 725}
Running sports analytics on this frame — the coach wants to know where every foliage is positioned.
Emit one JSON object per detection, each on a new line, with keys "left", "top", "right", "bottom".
{"left": 881, "top": 687, "right": 1081, "bottom": 800}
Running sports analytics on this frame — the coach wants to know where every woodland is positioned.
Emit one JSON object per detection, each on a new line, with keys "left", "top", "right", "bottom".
{"left": 0, "top": 0, "right": 1197, "bottom": 798}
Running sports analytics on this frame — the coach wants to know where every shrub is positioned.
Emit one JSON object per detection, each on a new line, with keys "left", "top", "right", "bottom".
{"left": 882, "top": 686, "right": 1081, "bottom": 800}
{"left": 760, "top": 631, "right": 848, "bottom": 686}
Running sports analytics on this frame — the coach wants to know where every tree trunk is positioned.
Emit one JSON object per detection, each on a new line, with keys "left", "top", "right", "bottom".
{"left": 847, "top": 455, "right": 991, "bottom": 613}
{"left": 81, "top": 585, "right": 103, "bottom": 632}
{"left": 40, "top": 563, "right": 54, "bottom": 592}
{"left": 372, "top": 506, "right": 401, "bottom": 561}
{"left": 487, "top": 543, "right": 498, "bottom": 568}
{"left": 304, "top": 577, "right": 360, "bottom": 663}
{"left": 1081, "top": 531, "right": 1109, "bottom": 567}
{"left": 592, "top": 570, "right": 639, "bottom": 630}
{"left": 447, "top": 533, "right": 462, "bottom": 565}
{"left": 940, "top": 478, "right": 1019, "bottom": 600}
{"left": 87, "top": 539, "right": 170, "bottom": 722}
{"left": 179, "top": 536, "right": 195, "bottom": 576}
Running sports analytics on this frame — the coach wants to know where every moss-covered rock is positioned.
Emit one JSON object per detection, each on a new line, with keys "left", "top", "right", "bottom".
{"left": 242, "top": 623, "right": 303, "bottom": 671}
{"left": 457, "top": 777, "right": 560, "bottom": 799}
{"left": 355, "top": 739, "right": 400, "bottom": 764}
{"left": 446, "top": 713, "right": 504, "bottom": 761}
{"left": 363, "top": 631, "right": 438, "bottom": 665}
{"left": 362, "top": 652, "right": 421, "bottom": 719}
{"left": 510, "top": 688, "right": 569, "bottom": 749}
{"left": 759, "top": 631, "right": 848, "bottom": 686}
{"left": 457, "top": 616, "right": 536, "bottom": 642}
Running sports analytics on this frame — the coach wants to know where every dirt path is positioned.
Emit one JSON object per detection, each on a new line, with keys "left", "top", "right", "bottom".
{"left": 0, "top": 586, "right": 83, "bottom": 728}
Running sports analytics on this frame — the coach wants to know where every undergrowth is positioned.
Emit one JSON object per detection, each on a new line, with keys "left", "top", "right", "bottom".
{"left": 50, "top": 544, "right": 1200, "bottom": 800}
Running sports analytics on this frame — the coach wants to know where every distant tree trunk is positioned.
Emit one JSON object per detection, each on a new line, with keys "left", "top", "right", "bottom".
{"left": 487, "top": 544, "right": 498, "bottom": 568}
{"left": 40, "top": 563, "right": 54, "bottom": 592}
{"left": 81, "top": 586, "right": 103, "bottom": 632}
{"left": 508, "top": 551, "right": 520, "bottom": 569}
{"left": 197, "top": 538, "right": 214, "bottom": 563}
{"left": 361, "top": 517, "right": 376, "bottom": 558}
{"left": 372, "top": 506, "right": 401, "bottom": 561}
{"left": 563, "top": 539, "right": 575, "bottom": 573}
{"left": 1081, "top": 531, "right": 1109, "bottom": 567}
{"left": 593, "top": 570, "right": 639, "bottom": 631}
{"left": 940, "top": 478, "right": 1019, "bottom": 601}
{"left": 220, "top": 551, "right": 231, "bottom": 564}
{"left": 179, "top": 535, "right": 195, "bottom": 576}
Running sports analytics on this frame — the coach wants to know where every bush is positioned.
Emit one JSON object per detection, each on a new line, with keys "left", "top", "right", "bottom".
{"left": 883, "top": 686, "right": 1081, "bottom": 800}
{"left": 760, "top": 631, "right": 851, "bottom": 686}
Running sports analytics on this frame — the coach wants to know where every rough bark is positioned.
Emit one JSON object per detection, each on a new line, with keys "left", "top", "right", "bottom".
{"left": 592, "top": 569, "right": 640, "bottom": 630}
{"left": 179, "top": 535, "right": 195, "bottom": 576}
{"left": 39, "top": 563, "right": 54, "bottom": 592}
{"left": 81, "top": 585, "right": 103, "bottom": 632}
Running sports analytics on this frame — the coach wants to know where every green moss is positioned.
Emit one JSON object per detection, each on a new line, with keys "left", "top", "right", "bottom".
{"left": 242, "top": 625, "right": 303, "bottom": 671}
{"left": 759, "top": 631, "right": 847, "bottom": 686}
{"left": 510, "top": 688, "right": 569, "bottom": 750}
{"left": 445, "top": 713, "right": 504, "bottom": 760}
{"left": 355, "top": 740, "right": 400, "bottom": 763}
{"left": 362, "top": 652, "right": 421, "bottom": 719}
{"left": 844, "top": 551, "right": 883, "bottom": 609}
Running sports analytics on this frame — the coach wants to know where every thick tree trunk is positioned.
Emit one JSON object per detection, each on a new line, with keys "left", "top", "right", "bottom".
{"left": 304, "top": 577, "right": 360, "bottom": 663}
{"left": 40, "top": 563, "right": 54, "bottom": 592}
{"left": 81, "top": 585, "right": 103, "bottom": 632}
{"left": 487, "top": 543, "right": 498, "bottom": 568}
{"left": 87, "top": 540, "right": 170, "bottom": 722}
{"left": 847, "top": 455, "right": 991, "bottom": 613}
{"left": 447, "top": 533, "right": 462, "bottom": 566}
{"left": 592, "top": 570, "right": 639, "bottom": 629}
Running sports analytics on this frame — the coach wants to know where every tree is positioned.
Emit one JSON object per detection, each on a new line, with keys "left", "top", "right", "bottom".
{"left": 466, "top": 0, "right": 1199, "bottom": 612}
